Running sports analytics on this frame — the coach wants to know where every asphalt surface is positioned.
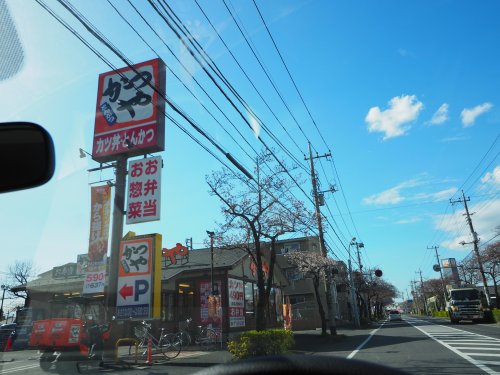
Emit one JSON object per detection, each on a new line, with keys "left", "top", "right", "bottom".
{"left": 1, "top": 316, "right": 499, "bottom": 375}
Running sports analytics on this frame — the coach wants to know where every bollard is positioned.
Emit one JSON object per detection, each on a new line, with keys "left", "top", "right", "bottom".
{"left": 146, "top": 336, "right": 153, "bottom": 365}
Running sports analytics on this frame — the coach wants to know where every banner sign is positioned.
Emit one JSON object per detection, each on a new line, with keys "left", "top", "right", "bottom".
{"left": 116, "top": 235, "right": 162, "bottom": 319}
{"left": 200, "top": 280, "right": 222, "bottom": 327}
{"left": 83, "top": 185, "right": 111, "bottom": 294}
{"left": 126, "top": 156, "right": 162, "bottom": 224}
{"left": 92, "top": 58, "right": 166, "bottom": 162}
{"left": 228, "top": 278, "right": 245, "bottom": 328}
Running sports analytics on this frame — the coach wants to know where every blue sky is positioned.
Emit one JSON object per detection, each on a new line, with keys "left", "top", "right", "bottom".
{"left": 1, "top": 0, "right": 499, "bottom": 310}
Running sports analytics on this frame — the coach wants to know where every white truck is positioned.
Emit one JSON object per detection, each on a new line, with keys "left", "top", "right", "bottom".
{"left": 446, "top": 286, "right": 486, "bottom": 324}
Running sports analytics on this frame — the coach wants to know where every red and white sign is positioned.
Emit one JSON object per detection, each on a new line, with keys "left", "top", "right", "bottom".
{"left": 116, "top": 238, "right": 153, "bottom": 319}
{"left": 126, "top": 156, "right": 162, "bottom": 224}
{"left": 92, "top": 58, "right": 166, "bottom": 162}
{"left": 82, "top": 260, "right": 106, "bottom": 295}
{"left": 83, "top": 185, "right": 111, "bottom": 295}
{"left": 228, "top": 278, "right": 245, "bottom": 328}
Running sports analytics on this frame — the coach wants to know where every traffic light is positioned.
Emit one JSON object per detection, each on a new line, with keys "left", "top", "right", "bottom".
{"left": 374, "top": 269, "right": 383, "bottom": 277}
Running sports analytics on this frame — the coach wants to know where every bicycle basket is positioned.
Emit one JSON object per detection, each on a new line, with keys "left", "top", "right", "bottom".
{"left": 134, "top": 325, "right": 148, "bottom": 339}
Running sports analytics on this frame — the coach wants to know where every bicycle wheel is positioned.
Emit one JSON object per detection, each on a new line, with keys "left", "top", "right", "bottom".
{"left": 177, "top": 331, "right": 191, "bottom": 347}
{"left": 200, "top": 328, "right": 217, "bottom": 349}
{"left": 160, "top": 333, "right": 182, "bottom": 359}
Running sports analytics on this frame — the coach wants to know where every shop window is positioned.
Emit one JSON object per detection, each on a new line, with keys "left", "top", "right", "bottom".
{"left": 177, "top": 282, "right": 195, "bottom": 322}
{"left": 290, "top": 295, "right": 306, "bottom": 305}
{"left": 162, "top": 292, "right": 175, "bottom": 322}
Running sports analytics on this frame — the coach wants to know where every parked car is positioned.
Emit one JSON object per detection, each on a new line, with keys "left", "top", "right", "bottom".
{"left": 388, "top": 310, "right": 402, "bottom": 321}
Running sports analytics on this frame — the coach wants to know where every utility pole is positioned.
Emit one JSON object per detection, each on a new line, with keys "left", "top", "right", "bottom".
{"left": 451, "top": 191, "right": 491, "bottom": 306}
{"left": 410, "top": 281, "right": 419, "bottom": 314}
{"left": 305, "top": 142, "right": 337, "bottom": 335}
{"left": 428, "top": 245, "right": 448, "bottom": 309}
{"left": 348, "top": 239, "right": 361, "bottom": 328}
{"left": 417, "top": 270, "right": 428, "bottom": 315}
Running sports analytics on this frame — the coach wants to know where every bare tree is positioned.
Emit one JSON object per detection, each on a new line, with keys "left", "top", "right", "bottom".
{"left": 7, "top": 260, "right": 36, "bottom": 300}
{"left": 285, "top": 251, "right": 338, "bottom": 335}
{"left": 207, "top": 151, "right": 313, "bottom": 331}
{"left": 482, "top": 241, "right": 500, "bottom": 307}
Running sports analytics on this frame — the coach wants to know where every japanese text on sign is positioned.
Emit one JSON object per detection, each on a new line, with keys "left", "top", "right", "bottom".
{"left": 117, "top": 237, "right": 155, "bottom": 320}
{"left": 92, "top": 58, "right": 166, "bottom": 162}
{"left": 126, "top": 156, "right": 162, "bottom": 225}
{"left": 228, "top": 278, "right": 245, "bottom": 328}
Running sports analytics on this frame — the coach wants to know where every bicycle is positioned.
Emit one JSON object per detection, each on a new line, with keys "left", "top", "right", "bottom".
{"left": 176, "top": 318, "right": 220, "bottom": 349}
{"left": 129, "top": 320, "right": 181, "bottom": 360}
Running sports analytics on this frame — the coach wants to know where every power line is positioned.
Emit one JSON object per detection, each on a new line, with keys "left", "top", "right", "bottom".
{"left": 147, "top": 0, "right": 309, "bottom": 175}
{"left": 252, "top": 0, "right": 327, "bottom": 148}
{"left": 106, "top": 0, "right": 257, "bottom": 163}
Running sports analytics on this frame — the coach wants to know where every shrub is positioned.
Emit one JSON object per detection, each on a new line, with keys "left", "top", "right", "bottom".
{"left": 432, "top": 311, "right": 449, "bottom": 318}
{"left": 227, "top": 329, "right": 294, "bottom": 359}
{"left": 491, "top": 309, "right": 500, "bottom": 323}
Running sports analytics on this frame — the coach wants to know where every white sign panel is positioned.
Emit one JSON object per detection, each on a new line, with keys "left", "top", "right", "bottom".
{"left": 126, "top": 156, "right": 162, "bottom": 224}
{"left": 82, "top": 260, "right": 106, "bottom": 294}
{"left": 116, "top": 238, "right": 153, "bottom": 319}
{"left": 228, "top": 278, "right": 245, "bottom": 328}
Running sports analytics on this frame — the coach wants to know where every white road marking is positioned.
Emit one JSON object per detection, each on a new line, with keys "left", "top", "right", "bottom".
{"left": 1, "top": 364, "right": 40, "bottom": 374}
{"left": 406, "top": 317, "right": 500, "bottom": 375}
{"left": 346, "top": 322, "right": 386, "bottom": 359}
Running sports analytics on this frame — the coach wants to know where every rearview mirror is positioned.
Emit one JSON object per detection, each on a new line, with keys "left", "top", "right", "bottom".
{"left": 0, "top": 122, "right": 55, "bottom": 193}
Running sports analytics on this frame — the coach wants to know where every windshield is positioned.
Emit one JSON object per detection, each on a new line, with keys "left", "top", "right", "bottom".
{"left": 1, "top": 1, "right": 500, "bottom": 375}
{"left": 450, "top": 289, "right": 480, "bottom": 301}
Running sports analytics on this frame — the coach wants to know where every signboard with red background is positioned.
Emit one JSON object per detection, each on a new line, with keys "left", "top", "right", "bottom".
{"left": 92, "top": 58, "right": 166, "bottom": 162}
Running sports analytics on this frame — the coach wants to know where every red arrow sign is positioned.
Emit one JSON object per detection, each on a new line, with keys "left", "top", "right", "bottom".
{"left": 119, "top": 284, "right": 133, "bottom": 299}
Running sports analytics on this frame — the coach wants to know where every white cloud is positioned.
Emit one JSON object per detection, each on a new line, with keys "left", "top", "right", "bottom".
{"left": 481, "top": 165, "right": 500, "bottom": 188}
{"left": 434, "top": 199, "right": 500, "bottom": 251}
{"left": 460, "top": 102, "right": 493, "bottom": 127}
{"left": 414, "top": 188, "right": 457, "bottom": 202}
{"left": 363, "top": 178, "right": 421, "bottom": 205}
{"left": 365, "top": 95, "right": 424, "bottom": 140}
{"left": 396, "top": 217, "right": 422, "bottom": 225}
{"left": 429, "top": 103, "right": 449, "bottom": 125}
{"left": 363, "top": 187, "right": 404, "bottom": 205}
{"left": 440, "top": 135, "right": 467, "bottom": 142}
{"left": 363, "top": 178, "right": 456, "bottom": 206}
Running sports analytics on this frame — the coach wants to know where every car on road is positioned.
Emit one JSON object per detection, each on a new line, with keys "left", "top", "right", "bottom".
{"left": 388, "top": 310, "right": 402, "bottom": 321}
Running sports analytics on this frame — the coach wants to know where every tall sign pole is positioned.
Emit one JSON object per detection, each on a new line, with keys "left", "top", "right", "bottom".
{"left": 305, "top": 142, "right": 337, "bottom": 335}
{"left": 105, "top": 156, "right": 126, "bottom": 318}
{"left": 91, "top": 58, "right": 166, "bottom": 319}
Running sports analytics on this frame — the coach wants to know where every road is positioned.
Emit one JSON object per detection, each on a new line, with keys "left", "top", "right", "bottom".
{"left": 1, "top": 316, "right": 499, "bottom": 375}
{"left": 331, "top": 315, "right": 500, "bottom": 375}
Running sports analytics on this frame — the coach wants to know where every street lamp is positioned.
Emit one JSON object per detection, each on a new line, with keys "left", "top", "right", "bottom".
{"left": 348, "top": 239, "right": 361, "bottom": 328}
{"left": 1, "top": 284, "right": 9, "bottom": 321}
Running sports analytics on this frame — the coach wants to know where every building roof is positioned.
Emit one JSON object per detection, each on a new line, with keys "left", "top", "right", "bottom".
{"left": 162, "top": 247, "right": 247, "bottom": 279}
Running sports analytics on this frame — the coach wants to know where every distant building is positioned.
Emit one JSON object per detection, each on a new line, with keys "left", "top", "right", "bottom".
{"left": 275, "top": 236, "right": 350, "bottom": 330}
